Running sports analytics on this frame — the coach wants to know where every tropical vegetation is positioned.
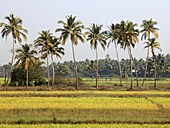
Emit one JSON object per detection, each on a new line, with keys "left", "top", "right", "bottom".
{"left": 0, "top": 13, "right": 170, "bottom": 90}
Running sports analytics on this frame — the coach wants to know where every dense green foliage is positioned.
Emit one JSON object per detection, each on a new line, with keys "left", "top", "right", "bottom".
{"left": 46, "top": 54, "right": 170, "bottom": 79}
{"left": 10, "top": 62, "right": 46, "bottom": 86}
{"left": 0, "top": 54, "right": 169, "bottom": 80}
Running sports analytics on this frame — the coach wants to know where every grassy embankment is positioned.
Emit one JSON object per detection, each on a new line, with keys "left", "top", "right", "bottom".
{"left": 0, "top": 77, "right": 169, "bottom": 91}
{"left": 0, "top": 124, "right": 169, "bottom": 128}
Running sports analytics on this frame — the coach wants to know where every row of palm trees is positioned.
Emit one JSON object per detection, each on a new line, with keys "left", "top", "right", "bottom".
{"left": 0, "top": 14, "right": 161, "bottom": 89}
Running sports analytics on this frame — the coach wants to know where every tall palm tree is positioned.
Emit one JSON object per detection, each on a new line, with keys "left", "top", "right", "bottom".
{"left": 85, "top": 23, "right": 107, "bottom": 88}
{"left": 0, "top": 14, "right": 28, "bottom": 86}
{"left": 15, "top": 44, "right": 37, "bottom": 88}
{"left": 105, "top": 23, "right": 123, "bottom": 85}
{"left": 140, "top": 19, "right": 159, "bottom": 87}
{"left": 56, "top": 15, "right": 85, "bottom": 89}
{"left": 145, "top": 38, "right": 161, "bottom": 87}
{"left": 34, "top": 30, "right": 54, "bottom": 89}
{"left": 49, "top": 37, "right": 64, "bottom": 86}
{"left": 117, "top": 21, "right": 139, "bottom": 89}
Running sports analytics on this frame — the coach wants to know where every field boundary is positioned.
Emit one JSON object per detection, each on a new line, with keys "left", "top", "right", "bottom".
{"left": 0, "top": 120, "right": 170, "bottom": 125}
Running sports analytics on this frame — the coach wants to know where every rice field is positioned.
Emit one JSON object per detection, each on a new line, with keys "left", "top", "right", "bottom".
{"left": 0, "top": 97, "right": 159, "bottom": 110}
{"left": 0, "top": 91, "right": 169, "bottom": 127}
{"left": 0, "top": 78, "right": 4, "bottom": 85}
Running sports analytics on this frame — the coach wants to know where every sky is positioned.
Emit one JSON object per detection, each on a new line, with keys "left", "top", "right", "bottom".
{"left": 0, "top": 0, "right": 170, "bottom": 65}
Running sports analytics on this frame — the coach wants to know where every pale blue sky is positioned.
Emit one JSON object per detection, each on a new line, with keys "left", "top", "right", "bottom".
{"left": 0, "top": 0, "right": 170, "bottom": 64}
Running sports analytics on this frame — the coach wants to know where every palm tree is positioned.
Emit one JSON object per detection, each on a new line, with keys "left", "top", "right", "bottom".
{"left": 85, "top": 23, "right": 107, "bottom": 88}
{"left": 117, "top": 21, "right": 139, "bottom": 89}
{"left": 85, "top": 60, "right": 96, "bottom": 81}
{"left": 105, "top": 23, "right": 123, "bottom": 85}
{"left": 56, "top": 15, "right": 85, "bottom": 89}
{"left": 34, "top": 30, "right": 55, "bottom": 89}
{"left": 0, "top": 14, "right": 28, "bottom": 86}
{"left": 15, "top": 44, "right": 37, "bottom": 88}
{"left": 140, "top": 19, "right": 159, "bottom": 87}
{"left": 145, "top": 38, "right": 161, "bottom": 87}
{"left": 156, "top": 54, "right": 166, "bottom": 78}
{"left": 49, "top": 37, "right": 64, "bottom": 86}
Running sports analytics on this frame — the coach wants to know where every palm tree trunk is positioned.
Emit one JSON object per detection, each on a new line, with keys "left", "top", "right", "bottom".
{"left": 142, "top": 34, "right": 150, "bottom": 87}
{"left": 142, "top": 45, "right": 150, "bottom": 87}
{"left": 96, "top": 47, "right": 99, "bottom": 88}
{"left": 71, "top": 43, "right": 78, "bottom": 89}
{"left": 6, "top": 38, "right": 16, "bottom": 89}
{"left": 132, "top": 58, "right": 139, "bottom": 87}
{"left": 127, "top": 46, "right": 133, "bottom": 89}
{"left": 91, "top": 71, "right": 93, "bottom": 81}
{"left": 151, "top": 48, "right": 157, "bottom": 87}
{"left": 26, "top": 68, "right": 28, "bottom": 88}
{"left": 51, "top": 55, "right": 55, "bottom": 86}
{"left": 130, "top": 59, "right": 133, "bottom": 89}
{"left": 4, "top": 65, "right": 7, "bottom": 85}
{"left": 47, "top": 53, "right": 50, "bottom": 89}
{"left": 127, "top": 46, "right": 139, "bottom": 88}
{"left": 114, "top": 41, "right": 123, "bottom": 85}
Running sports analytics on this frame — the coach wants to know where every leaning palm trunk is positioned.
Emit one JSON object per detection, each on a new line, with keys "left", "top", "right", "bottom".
{"left": 47, "top": 53, "right": 50, "bottom": 89}
{"left": 151, "top": 49, "right": 157, "bottom": 87}
{"left": 6, "top": 38, "right": 16, "bottom": 89}
{"left": 95, "top": 47, "right": 99, "bottom": 88}
{"left": 142, "top": 34, "right": 151, "bottom": 88}
{"left": 26, "top": 68, "right": 28, "bottom": 88}
{"left": 142, "top": 44, "right": 150, "bottom": 87}
{"left": 71, "top": 43, "right": 79, "bottom": 89}
{"left": 127, "top": 46, "right": 139, "bottom": 88}
{"left": 51, "top": 55, "right": 55, "bottom": 86}
{"left": 114, "top": 41, "right": 123, "bottom": 85}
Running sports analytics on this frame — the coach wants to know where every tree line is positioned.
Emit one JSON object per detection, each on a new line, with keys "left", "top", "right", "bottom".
{"left": 0, "top": 14, "right": 169, "bottom": 90}
{"left": 0, "top": 53, "right": 169, "bottom": 84}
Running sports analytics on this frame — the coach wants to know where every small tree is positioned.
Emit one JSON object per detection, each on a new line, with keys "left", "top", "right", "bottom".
{"left": 85, "top": 60, "right": 96, "bottom": 81}
{"left": 145, "top": 38, "right": 161, "bottom": 87}
{"left": 15, "top": 44, "right": 37, "bottom": 88}
{"left": 11, "top": 60, "right": 46, "bottom": 86}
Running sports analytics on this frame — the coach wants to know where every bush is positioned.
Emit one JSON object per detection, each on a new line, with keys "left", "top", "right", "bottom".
{"left": 10, "top": 64, "right": 46, "bottom": 86}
